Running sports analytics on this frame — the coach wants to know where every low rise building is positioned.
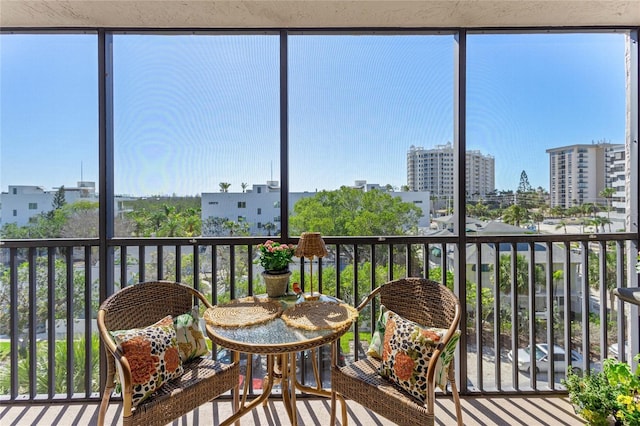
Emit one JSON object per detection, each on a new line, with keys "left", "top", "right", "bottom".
{"left": 201, "top": 180, "right": 431, "bottom": 236}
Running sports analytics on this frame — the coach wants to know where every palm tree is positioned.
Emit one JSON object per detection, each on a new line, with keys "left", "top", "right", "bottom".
{"left": 502, "top": 204, "right": 530, "bottom": 227}
{"left": 589, "top": 216, "right": 612, "bottom": 233}
{"left": 555, "top": 220, "right": 568, "bottom": 234}
{"left": 241, "top": 182, "right": 248, "bottom": 193}
{"left": 531, "top": 212, "right": 544, "bottom": 233}
{"left": 599, "top": 187, "right": 615, "bottom": 223}
{"left": 219, "top": 182, "right": 231, "bottom": 193}
{"left": 263, "top": 222, "right": 276, "bottom": 236}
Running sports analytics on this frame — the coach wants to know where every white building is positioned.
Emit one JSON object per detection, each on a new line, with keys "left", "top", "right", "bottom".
{"left": 0, "top": 182, "right": 131, "bottom": 227}
{"left": 607, "top": 144, "right": 626, "bottom": 214}
{"left": 547, "top": 142, "right": 624, "bottom": 208}
{"left": 201, "top": 180, "right": 431, "bottom": 236}
{"left": 1, "top": 182, "right": 98, "bottom": 226}
{"left": 406, "top": 143, "right": 495, "bottom": 202}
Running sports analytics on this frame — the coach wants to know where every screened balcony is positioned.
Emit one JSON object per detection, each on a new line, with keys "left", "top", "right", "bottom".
{"left": 0, "top": 233, "right": 636, "bottom": 425}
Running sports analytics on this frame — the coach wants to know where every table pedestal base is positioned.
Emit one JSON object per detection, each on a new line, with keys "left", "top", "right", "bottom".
{"left": 219, "top": 351, "right": 346, "bottom": 426}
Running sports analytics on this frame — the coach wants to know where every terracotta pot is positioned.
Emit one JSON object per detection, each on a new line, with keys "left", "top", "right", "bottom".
{"left": 262, "top": 270, "right": 291, "bottom": 297}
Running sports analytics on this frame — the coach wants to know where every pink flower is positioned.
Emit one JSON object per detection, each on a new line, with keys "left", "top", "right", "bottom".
{"left": 255, "top": 240, "right": 296, "bottom": 272}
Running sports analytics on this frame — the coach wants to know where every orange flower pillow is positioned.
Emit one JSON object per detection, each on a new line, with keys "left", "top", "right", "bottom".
{"left": 378, "top": 311, "right": 460, "bottom": 403}
{"left": 111, "top": 315, "right": 184, "bottom": 407}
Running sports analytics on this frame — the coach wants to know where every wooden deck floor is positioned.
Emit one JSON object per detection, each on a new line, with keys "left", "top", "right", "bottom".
{"left": 1, "top": 394, "right": 585, "bottom": 425}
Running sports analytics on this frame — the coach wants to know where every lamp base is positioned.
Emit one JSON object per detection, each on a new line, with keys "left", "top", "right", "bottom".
{"left": 303, "top": 292, "right": 321, "bottom": 301}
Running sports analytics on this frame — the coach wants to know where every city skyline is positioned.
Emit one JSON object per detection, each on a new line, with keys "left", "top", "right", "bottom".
{"left": 1, "top": 32, "right": 627, "bottom": 197}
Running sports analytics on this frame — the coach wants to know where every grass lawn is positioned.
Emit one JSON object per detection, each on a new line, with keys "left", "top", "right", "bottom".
{"left": 0, "top": 341, "right": 10, "bottom": 361}
{"left": 339, "top": 331, "right": 372, "bottom": 355}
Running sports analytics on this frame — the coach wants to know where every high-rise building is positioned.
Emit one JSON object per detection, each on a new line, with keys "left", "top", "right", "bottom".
{"left": 406, "top": 143, "right": 495, "bottom": 200}
{"left": 607, "top": 144, "right": 626, "bottom": 214}
{"left": 546, "top": 142, "right": 623, "bottom": 208}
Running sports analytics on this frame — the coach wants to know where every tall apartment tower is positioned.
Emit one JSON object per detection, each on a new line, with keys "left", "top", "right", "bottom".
{"left": 607, "top": 144, "right": 626, "bottom": 213}
{"left": 546, "top": 142, "right": 623, "bottom": 208}
{"left": 407, "top": 143, "right": 495, "bottom": 199}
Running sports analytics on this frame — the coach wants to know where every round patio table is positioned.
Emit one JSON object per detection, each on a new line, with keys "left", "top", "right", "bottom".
{"left": 204, "top": 293, "right": 358, "bottom": 426}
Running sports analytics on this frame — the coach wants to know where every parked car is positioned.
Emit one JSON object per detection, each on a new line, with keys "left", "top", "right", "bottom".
{"left": 608, "top": 342, "right": 631, "bottom": 359}
{"left": 508, "top": 343, "right": 584, "bottom": 374}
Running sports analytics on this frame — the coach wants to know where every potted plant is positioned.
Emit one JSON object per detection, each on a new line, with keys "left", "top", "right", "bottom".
{"left": 255, "top": 240, "right": 296, "bottom": 297}
{"left": 563, "top": 355, "right": 640, "bottom": 425}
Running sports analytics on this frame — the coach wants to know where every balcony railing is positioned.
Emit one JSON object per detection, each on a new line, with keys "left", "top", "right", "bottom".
{"left": 0, "top": 232, "right": 637, "bottom": 404}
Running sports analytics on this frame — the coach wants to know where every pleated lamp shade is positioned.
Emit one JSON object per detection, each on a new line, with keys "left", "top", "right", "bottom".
{"left": 295, "top": 232, "right": 328, "bottom": 259}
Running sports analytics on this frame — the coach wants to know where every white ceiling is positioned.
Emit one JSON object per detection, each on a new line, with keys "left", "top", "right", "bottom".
{"left": 1, "top": 0, "right": 639, "bottom": 29}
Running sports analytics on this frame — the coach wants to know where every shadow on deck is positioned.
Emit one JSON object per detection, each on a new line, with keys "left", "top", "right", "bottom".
{"left": 1, "top": 394, "right": 584, "bottom": 425}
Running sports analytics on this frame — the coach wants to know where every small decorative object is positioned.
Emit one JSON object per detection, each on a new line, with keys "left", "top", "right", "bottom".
{"left": 292, "top": 282, "right": 303, "bottom": 297}
{"left": 295, "top": 232, "right": 328, "bottom": 301}
{"left": 255, "top": 240, "right": 296, "bottom": 297}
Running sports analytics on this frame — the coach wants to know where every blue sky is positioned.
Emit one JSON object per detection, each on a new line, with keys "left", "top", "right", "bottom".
{"left": 1, "top": 32, "right": 627, "bottom": 196}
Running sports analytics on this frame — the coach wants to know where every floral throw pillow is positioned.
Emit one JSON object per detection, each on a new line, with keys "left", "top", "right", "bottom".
{"left": 111, "top": 315, "right": 184, "bottom": 407}
{"left": 367, "top": 305, "right": 389, "bottom": 359}
{"left": 379, "top": 311, "right": 460, "bottom": 403}
{"left": 174, "top": 307, "right": 209, "bottom": 362}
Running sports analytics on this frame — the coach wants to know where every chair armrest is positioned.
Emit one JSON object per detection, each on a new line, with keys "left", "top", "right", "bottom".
{"left": 186, "top": 285, "right": 215, "bottom": 309}
{"left": 355, "top": 286, "right": 383, "bottom": 312}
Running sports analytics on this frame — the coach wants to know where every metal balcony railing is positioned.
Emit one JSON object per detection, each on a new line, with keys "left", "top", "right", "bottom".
{"left": 0, "top": 232, "right": 637, "bottom": 404}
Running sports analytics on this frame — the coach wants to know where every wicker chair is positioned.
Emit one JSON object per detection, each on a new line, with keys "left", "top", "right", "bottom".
{"left": 97, "top": 281, "right": 240, "bottom": 426}
{"left": 330, "top": 277, "right": 463, "bottom": 426}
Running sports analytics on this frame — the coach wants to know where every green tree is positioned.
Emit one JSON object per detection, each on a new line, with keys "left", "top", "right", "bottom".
{"left": 263, "top": 222, "right": 276, "bottom": 236}
{"left": 555, "top": 220, "right": 568, "bottom": 234}
{"left": 587, "top": 244, "right": 621, "bottom": 311}
{"left": 202, "top": 216, "right": 228, "bottom": 236}
{"left": 0, "top": 257, "right": 98, "bottom": 337}
{"left": 531, "top": 212, "right": 544, "bottom": 233}
{"left": 219, "top": 182, "right": 231, "bottom": 192}
{"left": 60, "top": 200, "right": 99, "bottom": 238}
{"left": 491, "top": 253, "right": 543, "bottom": 295}
{"left": 599, "top": 186, "right": 615, "bottom": 225}
{"left": 290, "top": 186, "right": 421, "bottom": 237}
{"left": 0, "top": 335, "right": 100, "bottom": 395}
{"left": 517, "top": 170, "right": 532, "bottom": 193}
{"left": 550, "top": 205, "right": 566, "bottom": 218}
{"left": 502, "top": 204, "right": 530, "bottom": 227}
{"left": 588, "top": 216, "right": 611, "bottom": 233}
{"left": 51, "top": 186, "right": 66, "bottom": 211}
{"left": 1, "top": 209, "right": 67, "bottom": 239}
{"left": 125, "top": 202, "right": 201, "bottom": 237}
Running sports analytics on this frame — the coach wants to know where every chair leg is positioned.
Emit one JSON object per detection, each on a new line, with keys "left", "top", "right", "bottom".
{"left": 330, "top": 390, "right": 348, "bottom": 426}
{"left": 448, "top": 366, "right": 463, "bottom": 426}
{"left": 330, "top": 390, "right": 337, "bottom": 426}
{"left": 97, "top": 385, "right": 113, "bottom": 426}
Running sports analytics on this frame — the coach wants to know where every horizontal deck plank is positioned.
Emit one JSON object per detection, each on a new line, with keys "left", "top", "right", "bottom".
{"left": 1, "top": 394, "right": 584, "bottom": 425}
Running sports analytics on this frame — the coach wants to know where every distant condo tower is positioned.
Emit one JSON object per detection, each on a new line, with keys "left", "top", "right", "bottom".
{"left": 406, "top": 143, "right": 495, "bottom": 202}
{"left": 546, "top": 141, "right": 624, "bottom": 210}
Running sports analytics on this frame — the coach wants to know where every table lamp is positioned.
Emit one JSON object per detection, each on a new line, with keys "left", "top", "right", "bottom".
{"left": 295, "top": 232, "right": 328, "bottom": 301}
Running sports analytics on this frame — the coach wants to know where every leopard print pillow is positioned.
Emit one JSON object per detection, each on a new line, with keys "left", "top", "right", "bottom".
{"left": 111, "top": 315, "right": 184, "bottom": 407}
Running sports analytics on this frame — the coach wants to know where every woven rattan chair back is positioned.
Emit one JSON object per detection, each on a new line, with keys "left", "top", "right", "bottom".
{"left": 100, "top": 281, "right": 195, "bottom": 331}
{"left": 379, "top": 277, "right": 458, "bottom": 330}
{"left": 330, "top": 277, "right": 463, "bottom": 426}
{"left": 97, "top": 280, "right": 239, "bottom": 426}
